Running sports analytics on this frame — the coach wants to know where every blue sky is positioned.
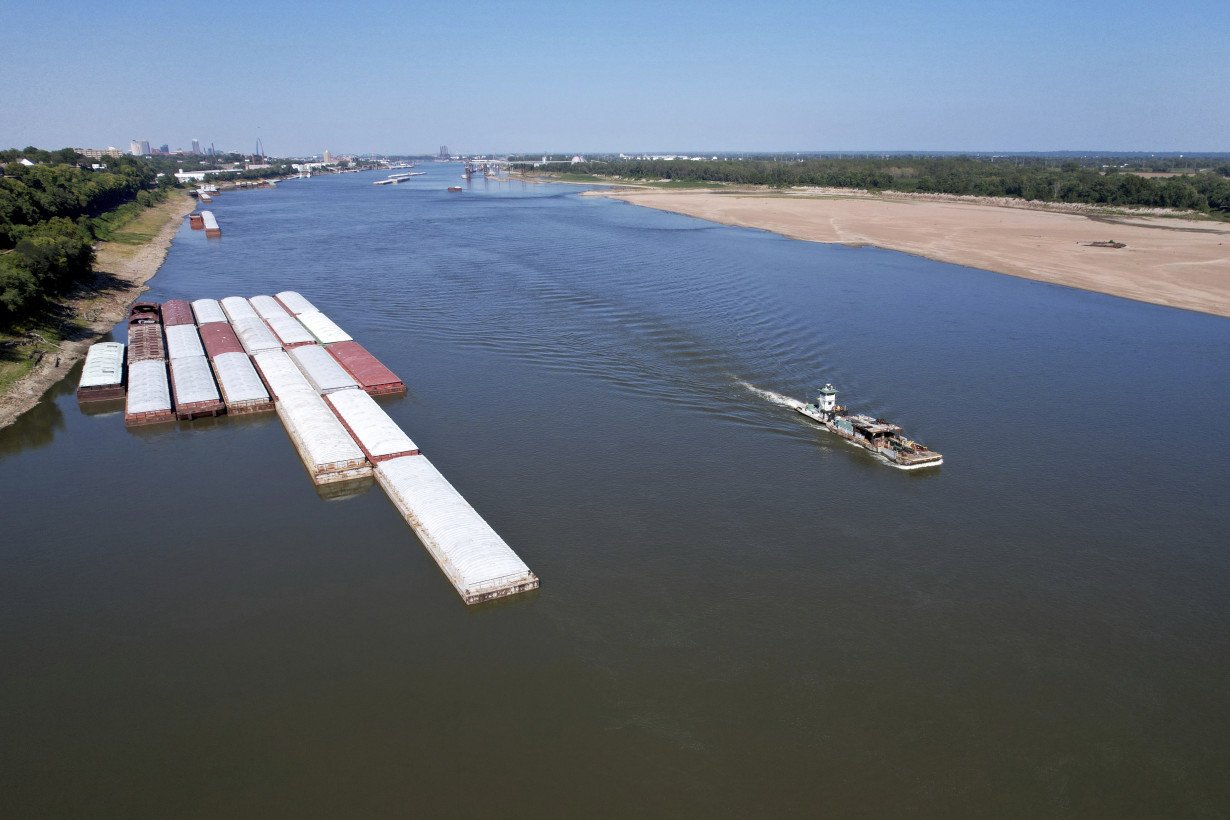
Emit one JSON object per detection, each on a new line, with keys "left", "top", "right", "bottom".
{"left": 3, "top": 0, "right": 1227, "bottom": 155}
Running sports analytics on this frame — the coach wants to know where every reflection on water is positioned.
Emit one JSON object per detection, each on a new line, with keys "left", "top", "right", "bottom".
{"left": 0, "top": 362, "right": 74, "bottom": 455}
{"left": 1, "top": 164, "right": 1228, "bottom": 816}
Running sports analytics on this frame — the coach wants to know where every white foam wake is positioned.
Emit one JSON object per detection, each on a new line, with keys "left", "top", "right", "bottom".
{"left": 736, "top": 380, "right": 805, "bottom": 411}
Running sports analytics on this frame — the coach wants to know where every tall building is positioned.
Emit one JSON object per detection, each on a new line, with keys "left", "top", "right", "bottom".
{"left": 158, "top": 144, "right": 169, "bottom": 154}
{"left": 323, "top": 149, "right": 332, "bottom": 163}
{"left": 437, "top": 145, "right": 450, "bottom": 160}
{"left": 129, "top": 140, "right": 142, "bottom": 155}
{"left": 191, "top": 138, "right": 201, "bottom": 155}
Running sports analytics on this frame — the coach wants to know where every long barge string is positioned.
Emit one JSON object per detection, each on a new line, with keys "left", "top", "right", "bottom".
{"left": 95, "top": 292, "right": 538, "bottom": 606}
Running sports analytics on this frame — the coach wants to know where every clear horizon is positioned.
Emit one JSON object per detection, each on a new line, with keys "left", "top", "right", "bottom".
{"left": 4, "top": 0, "right": 1227, "bottom": 156}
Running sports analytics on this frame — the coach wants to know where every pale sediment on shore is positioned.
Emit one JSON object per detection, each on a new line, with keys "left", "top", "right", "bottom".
{"left": 596, "top": 189, "right": 1230, "bottom": 318}
{"left": 0, "top": 193, "right": 195, "bottom": 430}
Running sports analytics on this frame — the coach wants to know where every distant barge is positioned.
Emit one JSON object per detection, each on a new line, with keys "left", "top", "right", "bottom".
{"left": 797, "top": 384, "right": 943, "bottom": 470}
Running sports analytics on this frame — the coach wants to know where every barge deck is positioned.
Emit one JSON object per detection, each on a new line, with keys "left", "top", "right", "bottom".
{"left": 376, "top": 455, "right": 539, "bottom": 604}
{"left": 77, "top": 342, "right": 126, "bottom": 402}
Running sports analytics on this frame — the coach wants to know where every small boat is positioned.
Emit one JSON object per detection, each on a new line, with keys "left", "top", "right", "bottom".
{"left": 796, "top": 384, "right": 943, "bottom": 470}
{"left": 447, "top": 186, "right": 463, "bottom": 192}
{"left": 373, "top": 178, "right": 396, "bottom": 185}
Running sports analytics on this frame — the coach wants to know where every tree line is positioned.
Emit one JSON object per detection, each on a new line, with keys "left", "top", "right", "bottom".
{"left": 513, "top": 156, "right": 1230, "bottom": 215}
{"left": 0, "top": 150, "right": 173, "bottom": 324}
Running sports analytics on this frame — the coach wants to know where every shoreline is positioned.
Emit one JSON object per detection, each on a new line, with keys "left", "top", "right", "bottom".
{"left": 0, "top": 192, "right": 195, "bottom": 430}
{"left": 584, "top": 187, "right": 1230, "bottom": 318}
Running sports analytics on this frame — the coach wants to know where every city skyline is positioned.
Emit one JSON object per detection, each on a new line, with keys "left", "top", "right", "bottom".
{"left": 3, "top": 0, "right": 1229, "bottom": 155}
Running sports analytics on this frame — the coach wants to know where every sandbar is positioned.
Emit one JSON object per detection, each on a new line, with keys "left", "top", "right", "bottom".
{"left": 595, "top": 188, "right": 1230, "bottom": 318}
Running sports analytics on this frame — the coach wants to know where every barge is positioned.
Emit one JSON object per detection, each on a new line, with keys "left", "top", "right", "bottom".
{"left": 168, "top": 355, "right": 224, "bottom": 420}
{"left": 220, "top": 296, "right": 259, "bottom": 324}
{"left": 164, "top": 324, "right": 207, "bottom": 360}
{"left": 264, "top": 312, "right": 316, "bottom": 348}
{"left": 274, "top": 290, "right": 317, "bottom": 316}
{"left": 210, "top": 352, "right": 273, "bottom": 414}
{"left": 252, "top": 349, "right": 314, "bottom": 400}
{"left": 375, "top": 455, "right": 539, "bottom": 605}
{"left": 288, "top": 344, "right": 359, "bottom": 394}
{"left": 124, "top": 359, "right": 173, "bottom": 426}
{"left": 201, "top": 210, "right": 221, "bottom": 237}
{"left": 127, "top": 302, "right": 165, "bottom": 363}
{"left": 325, "top": 388, "right": 419, "bottom": 462}
{"left": 797, "top": 384, "right": 943, "bottom": 470}
{"left": 248, "top": 295, "right": 290, "bottom": 321}
{"left": 326, "top": 341, "right": 405, "bottom": 396}
{"left": 191, "top": 298, "right": 228, "bottom": 326}
{"left": 274, "top": 383, "right": 372, "bottom": 485}
{"left": 160, "top": 300, "right": 195, "bottom": 327}
{"left": 188, "top": 212, "right": 204, "bottom": 229}
{"left": 231, "top": 315, "right": 282, "bottom": 355}
{"left": 296, "top": 310, "right": 352, "bottom": 344}
{"left": 77, "top": 342, "right": 126, "bottom": 402}
{"left": 199, "top": 322, "right": 245, "bottom": 359}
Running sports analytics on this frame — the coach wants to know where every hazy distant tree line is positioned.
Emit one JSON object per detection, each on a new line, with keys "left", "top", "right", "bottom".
{"left": 0, "top": 149, "right": 172, "bottom": 324}
{"left": 513, "top": 156, "right": 1230, "bottom": 215}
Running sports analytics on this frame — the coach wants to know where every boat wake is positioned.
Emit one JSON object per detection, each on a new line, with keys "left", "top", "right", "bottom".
{"left": 736, "top": 380, "right": 804, "bottom": 411}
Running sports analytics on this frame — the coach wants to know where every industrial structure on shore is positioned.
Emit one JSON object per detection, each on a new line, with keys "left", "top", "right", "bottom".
{"left": 79, "top": 292, "right": 538, "bottom": 606}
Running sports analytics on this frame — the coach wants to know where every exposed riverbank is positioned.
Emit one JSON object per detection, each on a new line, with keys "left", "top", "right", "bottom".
{"left": 589, "top": 187, "right": 1230, "bottom": 317}
{"left": 0, "top": 191, "right": 194, "bottom": 429}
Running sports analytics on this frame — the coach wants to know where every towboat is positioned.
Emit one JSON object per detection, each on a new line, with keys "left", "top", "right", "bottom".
{"left": 797, "top": 384, "right": 943, "bottom": 470}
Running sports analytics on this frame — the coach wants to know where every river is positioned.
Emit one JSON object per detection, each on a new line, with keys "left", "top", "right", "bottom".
{"left": 2, "top": 165, "right": 1228, "bottom": 816}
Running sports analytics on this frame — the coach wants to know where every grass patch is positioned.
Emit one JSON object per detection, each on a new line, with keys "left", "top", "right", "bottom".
{"left": 0, "top": 315, "right": 75, "bottom": 393}
{"left": 99, "top": 192, "right": 192, "bottom": 255}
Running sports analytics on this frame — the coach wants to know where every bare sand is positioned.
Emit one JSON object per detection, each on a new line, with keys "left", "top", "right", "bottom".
{"left": 595, "top": 189, "right": 1230, "bottom": 318}
{"left": 0, "top": 192, "right": 195, "bottom": 430}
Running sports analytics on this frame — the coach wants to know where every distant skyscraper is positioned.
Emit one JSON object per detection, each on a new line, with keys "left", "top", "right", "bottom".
{"left": 158, "top": 144, "right": 169, "bottom": 154}
{"left": 129, "top": 139, "right": 142, "bottom": 155}
{"left": 138, "top": 140, "right": 151, "bottom": 155}
{"left": 323, "top": 149, "right": 332, "bottom": 163}
{"left": 438, "top": 145, "right": 450, "bottom": 160}
{"left": 191, "top": 138, "right": 201, "bottom": 154}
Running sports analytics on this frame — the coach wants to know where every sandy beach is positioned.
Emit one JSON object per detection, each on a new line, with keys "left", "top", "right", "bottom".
{"left": 0, "top": 192, "right": 194, "bottom": 430}
{"left": 594, "top": 189, "right": 1230, "bottom": 318}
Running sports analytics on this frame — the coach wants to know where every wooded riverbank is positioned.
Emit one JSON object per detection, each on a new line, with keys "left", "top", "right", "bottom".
{"left": 0, "top": 192, "right": 194, "bottom": 429}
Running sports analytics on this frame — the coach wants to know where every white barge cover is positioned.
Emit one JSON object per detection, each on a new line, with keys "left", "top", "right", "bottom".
{"left": 220, "top": 296, "right": 260, "bottom": 323}
{"left": 252, "top": 349, "right": 313, "bottom": 399}
{"left": 249, "top": 294, "right": 290, "bottom": 320}
{"left": 164, "top": 324, "right": 206, "bottom": 360}
{"left": 212, "top": 352, "right": 271, "bottom": 408}
{"left": 276, "top": 384, "right": 370, "bottom": 483}
{"left": 375, "top": 456, "right": 539, "bottom": 604}
{"left": 126, "top": 359, "right": 171, "bottom": 414}
{"left": 289, "top": 344, "right": 359, "bottom": 393}
{"left": 325, "top": 388, "right": 419, "bottom": 461}
{"left": 169, "top": 355, "right": 220, "bottom": 404}
{"left": 275, "top": 290, "right": 317, "bottom": 315}
{"left": 79, "top": 342, "right": 125, "bottom": 388}
{"left": 296, "top": 310, "right": 352, "bottom": 344}
{"left": 200, "top": 210, "right": 219, "bottom": 232}
{"left": 264, "top": 312, "right": 316, "bottom": 347}
{"left": 191, "top": 298, "right": 227, "bottom": 325}
{"left": 231, "top": 315, "right": 282, "bottom": 355}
